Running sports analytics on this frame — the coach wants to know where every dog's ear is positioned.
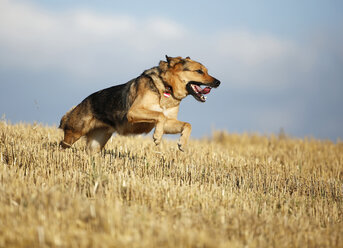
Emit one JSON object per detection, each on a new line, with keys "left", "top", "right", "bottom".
{"left": 186, "top": 56, "right": 191, "bottom": 59}
{"left": 165, "top": 56, "right": 183, "bottom": 67}
{"left": 159, "top": 60, "right": 168, "bottom": 71}
{"left": 165, "top": 55, "right": 171, "bottom": 63}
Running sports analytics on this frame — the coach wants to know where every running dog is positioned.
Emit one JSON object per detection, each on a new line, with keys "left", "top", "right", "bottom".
{"left": 59, "top": 56, "right": 220, "bottom": 152}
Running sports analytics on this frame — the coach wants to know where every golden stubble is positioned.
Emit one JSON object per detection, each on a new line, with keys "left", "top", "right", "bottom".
{"left": 0, "top": 122, "right": 342, "bottom": 248}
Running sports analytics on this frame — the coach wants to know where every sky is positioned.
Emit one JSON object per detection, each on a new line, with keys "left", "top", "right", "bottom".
{"left": 0, "top": 0, "right": 342, "bottom": 141}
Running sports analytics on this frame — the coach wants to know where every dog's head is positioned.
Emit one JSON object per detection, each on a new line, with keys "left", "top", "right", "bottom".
{"left": 159, "top": 56, "right": 220, "bottom": 102}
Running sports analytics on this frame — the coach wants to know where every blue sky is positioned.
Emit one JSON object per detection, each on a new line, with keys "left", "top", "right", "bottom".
{"left": 1, "top": 0, "right": 342, "bottom": 141}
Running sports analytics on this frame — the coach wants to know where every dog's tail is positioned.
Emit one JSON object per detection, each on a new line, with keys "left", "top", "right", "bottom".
{"left": 59, "top": 106, "right": 76, "bottom": 130}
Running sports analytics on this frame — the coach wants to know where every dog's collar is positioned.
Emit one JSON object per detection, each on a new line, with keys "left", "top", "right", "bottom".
{"left": 164, "top": 85, "right": 172, "bottom": 98}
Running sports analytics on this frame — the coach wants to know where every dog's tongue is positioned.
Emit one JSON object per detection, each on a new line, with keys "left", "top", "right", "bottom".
{"left": 202, "top": 87, "right": 211, "bottom": 94}
{"left": 194, "top": 85, "right": 211, "bottom": 94}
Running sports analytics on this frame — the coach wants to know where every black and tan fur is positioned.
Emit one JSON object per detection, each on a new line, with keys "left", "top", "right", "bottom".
{"left": 59, "top": 56, "right": 220, "bottom": 152}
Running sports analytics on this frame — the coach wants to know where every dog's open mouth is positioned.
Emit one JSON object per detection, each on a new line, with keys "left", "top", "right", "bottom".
{"left": 186, "top": 82, "right": 212, "bottom": 102}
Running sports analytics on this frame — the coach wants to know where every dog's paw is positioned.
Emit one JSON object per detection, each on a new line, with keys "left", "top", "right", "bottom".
{"left": 153, "top": 137, "right": 161, "bottom": 146}
{"left": 59, "top": 141, "right": 71, "bottom": 149}
{"left": 177, "top": 143, "right": 185, "bottom": 152}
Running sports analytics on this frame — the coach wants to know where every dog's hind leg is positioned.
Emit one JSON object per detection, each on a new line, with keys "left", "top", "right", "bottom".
{"left": 86, "top": 128, "right": 113, "bottom": 153}
{"left": 60, "top": 129, "right": 83, "bottom": 149}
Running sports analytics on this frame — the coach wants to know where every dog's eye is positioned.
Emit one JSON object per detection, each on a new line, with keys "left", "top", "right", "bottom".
{"left": 196, "top": 69, "right": 204, "bottom": 74}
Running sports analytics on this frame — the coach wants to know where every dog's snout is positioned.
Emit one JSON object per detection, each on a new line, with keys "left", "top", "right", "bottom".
{"left": 213, "top": 79, "right": 220, "bottom": 88}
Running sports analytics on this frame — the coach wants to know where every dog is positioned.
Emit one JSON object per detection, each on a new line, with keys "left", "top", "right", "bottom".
{"left": 59, "top": 56, "right": 220, "bottom": 152}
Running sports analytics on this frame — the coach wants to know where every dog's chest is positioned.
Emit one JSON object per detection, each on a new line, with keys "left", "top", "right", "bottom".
{"left": 160, "top": 93, "right": 180, "bottom": 109}
{"left": 148, "top": 95, "right": 180, "bottom": 118}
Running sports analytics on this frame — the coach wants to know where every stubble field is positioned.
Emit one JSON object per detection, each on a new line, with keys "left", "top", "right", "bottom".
{"left": 0, "top": 121, "right": 342, "bottom": 247}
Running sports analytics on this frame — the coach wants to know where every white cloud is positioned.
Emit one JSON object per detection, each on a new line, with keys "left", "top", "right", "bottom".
{"left": 0, "top": 0, "right": 327, "bottom": 89}
{"left": 0, "top": 0, "right": 188, "bottom": 76}
{"left": 73, "top": 11, "right": 136, "bottom": 37}
{"left": 145, "top": 18, "right": 186, "bottom": 39}
{"left": 215, "top": 31, "right": 294, "bottom": 66}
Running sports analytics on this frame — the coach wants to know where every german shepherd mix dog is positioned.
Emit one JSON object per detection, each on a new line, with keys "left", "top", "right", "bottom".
{"left": 59, "top": 56, "right": 220, "bottom": 152}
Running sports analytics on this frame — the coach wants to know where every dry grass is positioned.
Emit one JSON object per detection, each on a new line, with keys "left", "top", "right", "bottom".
{"left": 0, "top": 121, "right": 342, "bottom": 248}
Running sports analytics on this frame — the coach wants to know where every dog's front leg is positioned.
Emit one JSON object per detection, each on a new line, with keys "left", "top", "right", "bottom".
{"left": 127, "top": 108, "right": 166, "bottom": 145}
{"left": 163, "top": 119, "right": 192, "bottom": 151}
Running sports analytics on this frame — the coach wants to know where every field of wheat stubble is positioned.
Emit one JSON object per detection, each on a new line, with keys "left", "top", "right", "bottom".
{"left": 0, "top": 121, "right": 342, "bottom": 247}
